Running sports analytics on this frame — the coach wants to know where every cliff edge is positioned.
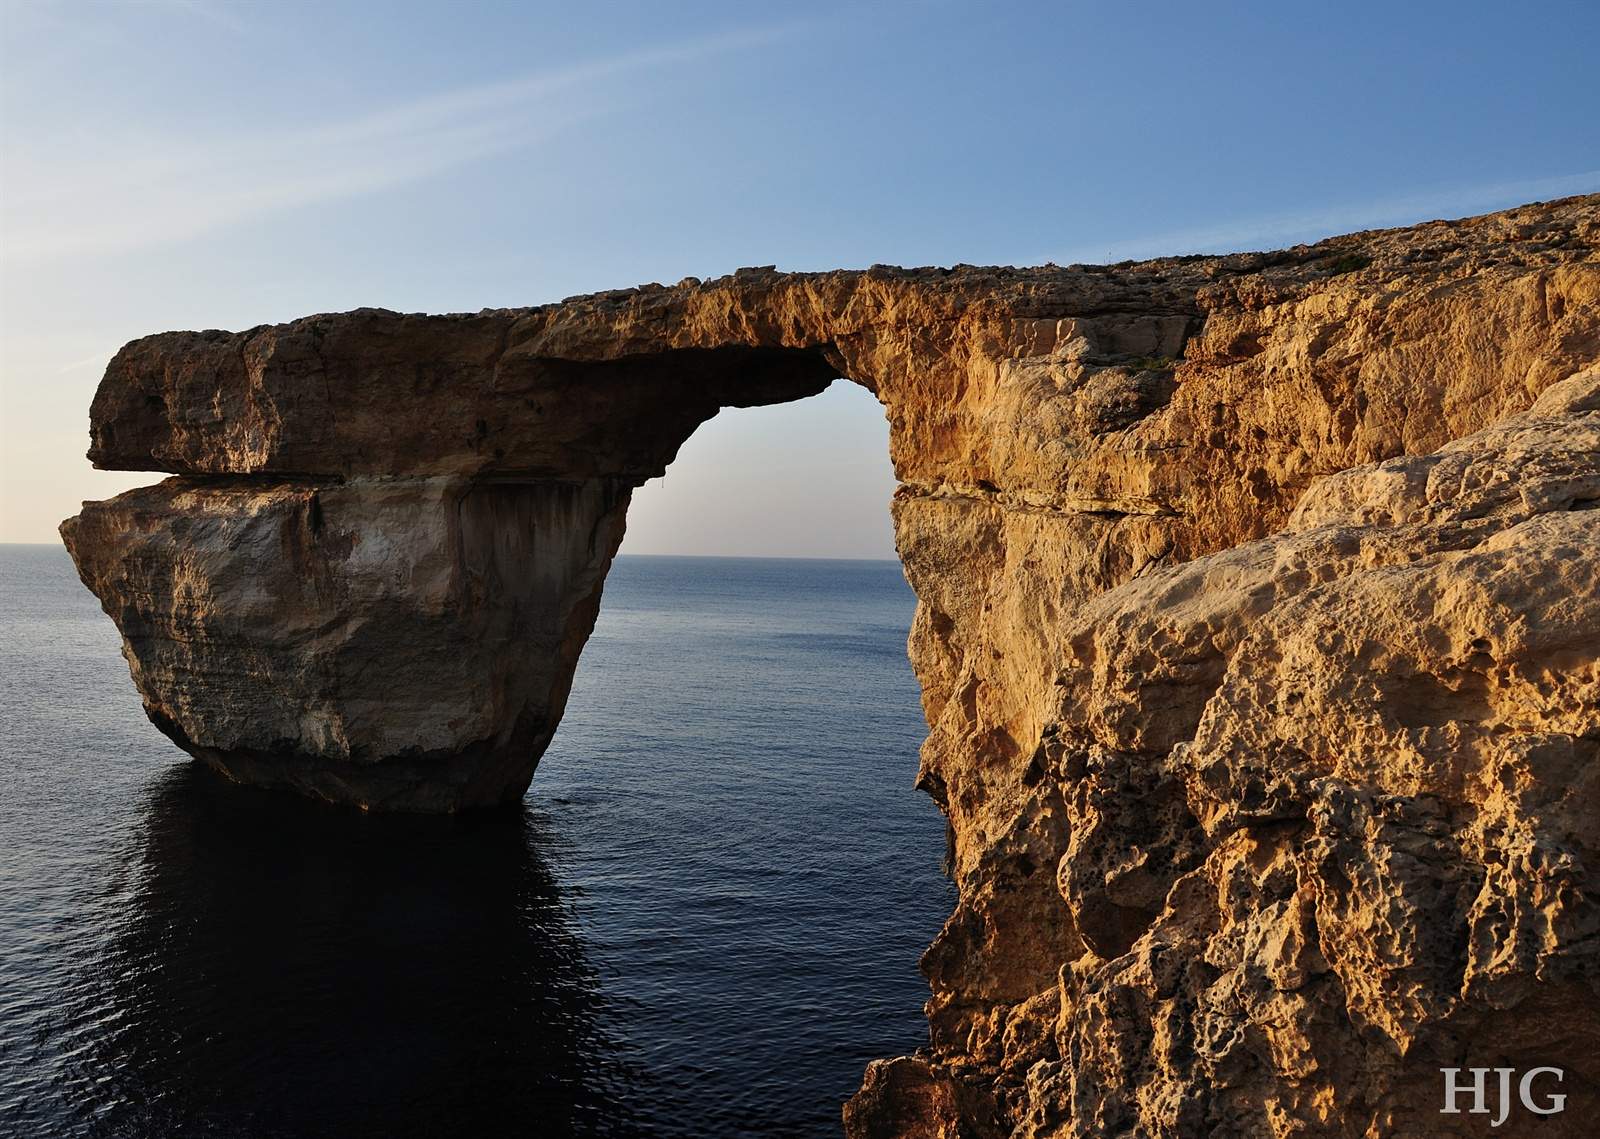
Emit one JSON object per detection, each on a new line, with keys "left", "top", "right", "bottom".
{"left": 63, "top": 196, "right": 1600, "bottom": 1135}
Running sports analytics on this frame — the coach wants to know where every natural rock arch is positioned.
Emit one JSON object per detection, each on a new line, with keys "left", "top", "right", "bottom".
{"left": 63, "top": 197, "right": 1600, "bottom": 1136}
{"left": 69, "top": 328, "right": 850, "bottom": 810}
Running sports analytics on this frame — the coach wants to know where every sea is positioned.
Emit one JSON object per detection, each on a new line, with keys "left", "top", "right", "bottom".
{"left": 0, "top": 545, "right": 954, "bottom": 1138}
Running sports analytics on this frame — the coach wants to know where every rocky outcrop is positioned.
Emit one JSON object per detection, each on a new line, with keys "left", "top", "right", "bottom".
{"left": 62, "top": 196, "right": 1600, "bottom": 1133}
{"left": 1022, "top": 369, "right": 1600, "bottom": 1136}
{"left": 64, "top": 477, "right": 630, "bottom": 809}
{"left": 68, "top": 319, "right": 838, "bottom": 809}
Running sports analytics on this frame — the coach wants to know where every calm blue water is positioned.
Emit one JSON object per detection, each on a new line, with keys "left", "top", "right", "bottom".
{"left": 0, "top": 546, "right": 952, "bottom": 1138}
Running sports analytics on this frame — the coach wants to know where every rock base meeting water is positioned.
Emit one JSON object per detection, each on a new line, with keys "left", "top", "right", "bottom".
{"left": 58, "top": 197, "right": 1600, "bottom": 1136}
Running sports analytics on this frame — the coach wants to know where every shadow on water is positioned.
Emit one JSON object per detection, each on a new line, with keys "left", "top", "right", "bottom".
{"left": 67, "top": 763, "right": 641, "bottom": 1139}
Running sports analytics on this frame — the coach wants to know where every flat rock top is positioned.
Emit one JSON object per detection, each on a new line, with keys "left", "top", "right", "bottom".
{"left": 85, "top": 195, "right": 1600, "bottom": 480}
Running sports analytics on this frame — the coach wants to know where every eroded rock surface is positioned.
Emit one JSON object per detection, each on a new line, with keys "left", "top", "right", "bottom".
{"left": 62, "top": 196, "right": 1600, "bottom": 1134}
{"left": 64, "top": 477, "right": 629, "bottom": 809}
{"left": 1022, "top": 370, "right": 1600, "bottom": 1136}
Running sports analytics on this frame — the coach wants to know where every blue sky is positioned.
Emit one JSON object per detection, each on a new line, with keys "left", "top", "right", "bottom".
{"left": 3, "top": 0, "right": 1597, "bottom": 551}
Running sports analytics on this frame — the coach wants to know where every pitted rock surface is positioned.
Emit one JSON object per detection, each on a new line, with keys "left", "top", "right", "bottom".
{"left": 62, "top": 196, "right": 1600, "bottom": 1135}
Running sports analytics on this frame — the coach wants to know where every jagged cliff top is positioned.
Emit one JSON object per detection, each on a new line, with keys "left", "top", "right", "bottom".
{"left": 86, "top": 194, "right": 1600, "bottom": 484}
{"left": 64, "top": 194, "right": 1600, "bottom": 1135}
{"left": 529, "top": 191, "right": 1600, "bottom": 316}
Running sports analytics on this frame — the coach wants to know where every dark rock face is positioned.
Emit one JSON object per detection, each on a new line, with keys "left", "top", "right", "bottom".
{"left": 63, "top": 476, "right": 631, "bottom": 810}
{"left": 69, "top": 308, "right": 841, "bottom": 811}
{"left": 62, "top": 197, "right": 1600, "bottom": 1136}
{"left": 87, "top": 312, "right": 840, "bottom": 480}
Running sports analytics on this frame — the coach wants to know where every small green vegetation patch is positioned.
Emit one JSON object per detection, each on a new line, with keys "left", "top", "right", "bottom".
{"left": 1323, "top": 251, "right": 1373, "bottom": 275}
{"left": 1127, "top": 356, "right": 1180, "bottom": 371}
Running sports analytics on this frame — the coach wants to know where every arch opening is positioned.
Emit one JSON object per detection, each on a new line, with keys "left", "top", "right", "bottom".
{"left": 622, "top": 377, "right": 897, "bottom": 561}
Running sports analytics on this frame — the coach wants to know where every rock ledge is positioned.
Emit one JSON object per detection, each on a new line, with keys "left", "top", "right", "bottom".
{"left": 63, "top": 196, "right": 1600, "bottom": 1135}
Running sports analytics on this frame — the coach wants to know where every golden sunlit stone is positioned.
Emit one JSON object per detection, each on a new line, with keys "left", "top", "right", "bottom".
{"left": 64, "top": 195, "right": 1600, "bottom": 1135}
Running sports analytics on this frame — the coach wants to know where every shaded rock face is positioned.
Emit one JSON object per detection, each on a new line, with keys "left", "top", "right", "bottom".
{"left": 64, "top": 477, "right": 630, "bottom": 809}
{"left": 62, "top": 197, "right": 1600, "bottom": 1135}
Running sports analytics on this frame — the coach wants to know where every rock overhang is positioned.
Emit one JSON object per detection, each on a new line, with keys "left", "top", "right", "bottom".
{"left": 59, "top": 194, "right": 1600, "bottom": 1137}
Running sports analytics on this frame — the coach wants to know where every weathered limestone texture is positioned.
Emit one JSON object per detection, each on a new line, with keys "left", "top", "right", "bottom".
{"left": 65, "top": 477, "right": 630, "bottom": 809}
{"left": 63, "top": 197, "right": 1600, "bottom": 1134}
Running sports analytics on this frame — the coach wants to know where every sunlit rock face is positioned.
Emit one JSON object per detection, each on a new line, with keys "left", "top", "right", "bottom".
{"left": 64, "top": 196, "right": 1600, "bottom": 1135}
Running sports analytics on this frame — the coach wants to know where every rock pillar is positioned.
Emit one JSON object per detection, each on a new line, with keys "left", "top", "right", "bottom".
{"left": 60, "top": 199, "right": 1600, "bottom": 1136}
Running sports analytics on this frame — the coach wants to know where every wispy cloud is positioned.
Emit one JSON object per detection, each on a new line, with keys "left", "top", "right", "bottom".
{"left": 154, "top": 0, "right": 266, "bottom": 37}
{"left": 2, "top": 24, "right": 797, "bottom": 266}
{"left": 56, "top": 349, "right": 124, "bottom": 374}
{"left": 1067, "top": 169, "right": 1600, "bottom": 264}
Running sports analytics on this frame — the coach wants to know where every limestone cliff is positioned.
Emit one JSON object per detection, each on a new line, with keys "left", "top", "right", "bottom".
{"left": 63, "top": 196, "right": 1600, "bottom": 1135}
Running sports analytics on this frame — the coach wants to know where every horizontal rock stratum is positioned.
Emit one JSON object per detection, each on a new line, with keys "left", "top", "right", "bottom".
{"left": 64, "top": 197, "right": 1600, "bottom": 1135}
